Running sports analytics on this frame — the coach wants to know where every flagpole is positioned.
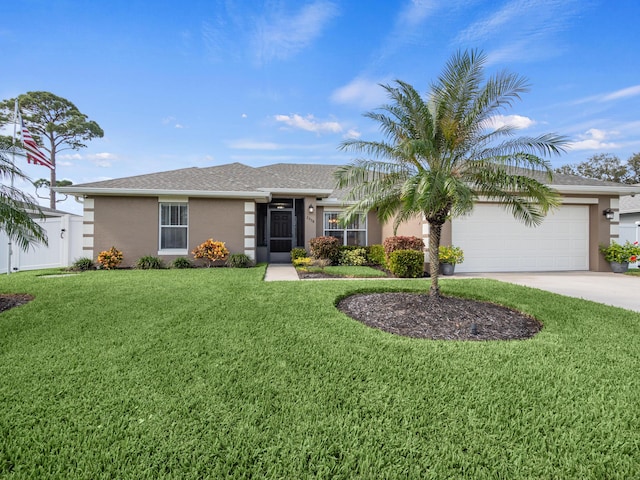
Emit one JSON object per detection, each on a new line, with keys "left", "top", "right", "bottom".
{"left": 7, "top": 100, "right": 18, "bottom": 274}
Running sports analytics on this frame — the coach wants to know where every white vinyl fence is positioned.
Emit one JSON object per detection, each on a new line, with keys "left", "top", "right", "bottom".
{"left": 619, "top": 223, "right": 640, "bottom": 268}
{"left": 0, "top": 214, "right": 83, "bottom": 273}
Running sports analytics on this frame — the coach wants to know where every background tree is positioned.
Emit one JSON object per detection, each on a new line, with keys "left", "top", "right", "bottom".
{"left": 556, "top": 152, "right": 640, "bottom": 184}
{"left": 0, "top": 149, "right": 47, "bottom": 251}
{"left": 0, "top": 91, "right": 103, "bottom": 209}
{"left": 336, "top": 50, "right": 566, "bottom": 297}
{"left": 625, "top": 152, "right": 640, "bottom": 184}
{"left": 34, "top": 178, "right": 73, "bottom": 203}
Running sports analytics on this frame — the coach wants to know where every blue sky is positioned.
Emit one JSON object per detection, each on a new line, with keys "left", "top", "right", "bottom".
{"left": 2, "top": 0, "right": 640, "bottom": 214}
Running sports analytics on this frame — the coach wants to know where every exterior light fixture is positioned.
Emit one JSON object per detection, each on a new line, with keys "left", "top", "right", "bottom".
{"left": 308, "top": 204, "right": 314, "bottom": 214}
{"left": 603, "top": 208, "right": 615, "bottom": 220}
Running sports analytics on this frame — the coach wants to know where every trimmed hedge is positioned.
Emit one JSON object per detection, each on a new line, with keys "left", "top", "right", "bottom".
{"left": 388, "top": 249, "right": 424, "bottom": 278}
{"left": 366, "top": 244, "right": 385, "bottom": 266}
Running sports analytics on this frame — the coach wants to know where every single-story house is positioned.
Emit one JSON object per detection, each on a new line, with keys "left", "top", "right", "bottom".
{"left": 55, "top": 162, "right": 640, "bottom": 273}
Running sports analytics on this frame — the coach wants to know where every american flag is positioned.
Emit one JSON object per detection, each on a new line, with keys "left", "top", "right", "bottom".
{"left": 19, "top": 112, "right": 53, "bottom": 169}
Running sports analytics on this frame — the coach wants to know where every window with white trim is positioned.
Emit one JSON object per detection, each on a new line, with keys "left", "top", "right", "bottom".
{"left": 159, "top": 203, "right": 188, "bottom": 252}
{"left": 323, "top": 211, "right": 367, "bottom": 246}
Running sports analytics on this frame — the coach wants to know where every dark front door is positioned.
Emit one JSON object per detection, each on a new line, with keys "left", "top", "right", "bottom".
{"left": 269, "top": 210, "right": 293, "bottom": 262}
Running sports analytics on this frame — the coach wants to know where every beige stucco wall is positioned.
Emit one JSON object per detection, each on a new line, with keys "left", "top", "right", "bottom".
{"left": 189, "top": 198, "right": 245, "bottom": 257}
{"left": 92, "top": 196, "right": 158, "bottom": 267}
{"left": 90, "top": 196, "right": 246, "bottom": 267}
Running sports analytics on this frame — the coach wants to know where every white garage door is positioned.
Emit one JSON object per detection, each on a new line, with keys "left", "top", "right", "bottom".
{"left": 452, "top": 204, "right": 589, "bottom": 273}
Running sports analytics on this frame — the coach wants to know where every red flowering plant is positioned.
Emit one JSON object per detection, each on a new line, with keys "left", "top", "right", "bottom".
{"left": 599, "top": 241, "right": 640, "bottom": 264}
{"left": 192, "top": 239, "right": 229, "bottom": 267}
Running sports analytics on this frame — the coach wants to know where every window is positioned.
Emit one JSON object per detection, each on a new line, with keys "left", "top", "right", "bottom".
{"left": 159, "top": 203, "right": 188, "bottom": 252}
{"left": 323, "top": 211, "right": 367, "bottom": 246}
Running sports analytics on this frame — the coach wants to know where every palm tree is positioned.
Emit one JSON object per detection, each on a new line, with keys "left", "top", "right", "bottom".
{"left": 0, "top": 145, "right": 47, "bottom": 251}
{"left": 335, "top": 50, "right": 567, "bottom": 297}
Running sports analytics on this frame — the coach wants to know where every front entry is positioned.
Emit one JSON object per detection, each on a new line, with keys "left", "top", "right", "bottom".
{"left": 269, "top": 209, "right": 293, "bottom": 263}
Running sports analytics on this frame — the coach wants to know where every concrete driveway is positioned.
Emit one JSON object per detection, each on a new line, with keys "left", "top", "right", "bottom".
{"left": 458, "top": 271, "right": 640, "bottom": 313}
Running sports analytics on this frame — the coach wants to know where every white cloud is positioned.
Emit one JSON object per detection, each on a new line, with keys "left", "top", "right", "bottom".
{"left": 228, "top": 140, "right": 280, "bottom": 150}
{"left": 274, "top": 114, "right": 342, "bottom": 134}
{"left": 455, "top": 0, "right": 581, "bottom": 64}
{"left": 567, "top": 128, "right": 620, "bottom": 151}
{"left": 58, "top": 153, "right": 83, "bottom": 161}
{"left": 85, "top": 152, "right": 117, "bottom": 167}
{"left": 330, "top": 77, "right": 388, "bottom": 109}
{"left": 162, "top": 116, "right": 184, "bottom": 128}
{"left": 600, "top": 85, "right": 640, "bottom": 102}
{"left": 88, "top": 152, "right": 116, "bottom": 160}
{"left": 254, "top": 1, "right": 339, "bottom": 64}
{"left": 343, "top": 129, "right": 361, "bottom": 140}
{"left": 485, "top": 114, "right": 536, "bottom": 130}
{"left": 397, "top": 0, "right": 437, "bottom": 28}
{"left": 241, "top": 113, "right": 248, "bottom": 118}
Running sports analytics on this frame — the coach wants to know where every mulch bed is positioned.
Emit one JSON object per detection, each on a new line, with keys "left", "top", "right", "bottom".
{"left": 337, "top": 292, "right": 542, "bottom": 341}
{"left": 0, "top": 294, "right": 34, "bottom": 314}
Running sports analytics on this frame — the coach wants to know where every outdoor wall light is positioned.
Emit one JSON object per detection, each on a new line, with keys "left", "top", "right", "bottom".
{"left": 308, "top": 204, "right": 314, "bottom": 213}
{"left": 603, "top": 208, "right": 615, "bottom": 220}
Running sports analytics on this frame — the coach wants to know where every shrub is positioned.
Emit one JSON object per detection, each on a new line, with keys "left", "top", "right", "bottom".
{"left": 388, "top": 249, "right": 424, "bottom": 278}
{"left": 311, "top": 257, "right": 331, "bottom": 271}
{"left": 290, "top": 248, "right": 308, "bottom": 261}
{"left": 172, "top": 257, "right": 193, "bottom": 269}
{"left": 226, "top": 253, "right": 253, "bottom": 268}
{"left": 70, "top": 257, "right": 95, "bottom": 271}
{"left": 192, "top": 239, "right": 229, "bottom": 267}
{"left": 383, "top": 236, "right": 424, "bottom": 261}
{"left": 367, "top": 244, "right": 385, "bottom": 266}
{"left": 309, "top": 236, "right": 340, "bottom": 263}
{"left": 293, "top": 257, "right": 312, "bottom": 268}
{"left": 599, "top": 241, "right": 640, "bottom": 263}
{"left": 438, "top": 245, "right": 464, "bottom": 265}
{"left": 136, "top": 256, "right": 164, "bottom": 269}
{"left": 97, "top": 246, "right": 123, "bottom": 270}
{"left": 339, "top": 247, "right": 368, "bottom": 266}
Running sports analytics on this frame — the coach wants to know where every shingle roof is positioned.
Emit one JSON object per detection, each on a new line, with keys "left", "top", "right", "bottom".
{"left": 59, "top": 162, "right": 638, "bottom": 199}
{"left": 70, "top": 162, "right": 338, "bottom": 191}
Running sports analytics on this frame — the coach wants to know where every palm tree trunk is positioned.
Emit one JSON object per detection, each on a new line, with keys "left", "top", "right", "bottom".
{"left": 428, "top": 221, "right": 442, "bottom": 297}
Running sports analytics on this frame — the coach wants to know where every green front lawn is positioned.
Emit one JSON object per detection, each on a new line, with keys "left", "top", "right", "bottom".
{"left": 299, "top": 265, "right": 389, "bottom": 277}
{"left": 1, "top": 267, "right": 639, "bottom": 478}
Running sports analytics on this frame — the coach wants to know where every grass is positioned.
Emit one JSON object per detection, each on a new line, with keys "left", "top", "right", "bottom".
{"left": 1, "top": 266, "right": 639, "bottom": 478}
{"left": 300, "top": 265, "right": 388, "bottom": 277}
{"left": 625, "top": 267, "right": 640, "bottom": 276}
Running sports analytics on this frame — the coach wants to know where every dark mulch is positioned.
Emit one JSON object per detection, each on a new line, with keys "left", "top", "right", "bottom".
{"left": 337, "top": 292, "right": 542, "bottom": 341}
{"left": 0, "top": 294, "right": 34, "bottom": 313}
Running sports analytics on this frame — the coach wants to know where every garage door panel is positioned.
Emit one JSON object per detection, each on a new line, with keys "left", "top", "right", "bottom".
{"left": 452, "top": 205, "right": 589, "bottom": 273}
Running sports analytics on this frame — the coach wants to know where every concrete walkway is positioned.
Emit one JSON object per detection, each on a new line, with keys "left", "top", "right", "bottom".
{"left": 264, "top": 263, "right": 300, "bottom": 281}
{"left": 264, "top": 264, "right": 640, "bottom": 313}
{"left": 459, "top": 271, "right": 640, "bottom": 313}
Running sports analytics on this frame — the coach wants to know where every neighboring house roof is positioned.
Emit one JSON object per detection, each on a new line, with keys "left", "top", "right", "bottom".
{"left": 23, "top": 204, "right": 79, "bottom": 217}
{"left": 55, "top": 162, "right": 640, "bottom": 201}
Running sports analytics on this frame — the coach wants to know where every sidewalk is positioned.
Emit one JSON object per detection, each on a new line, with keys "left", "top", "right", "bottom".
{"left": 264, "top": 264, "right": 300, "bottom": 281}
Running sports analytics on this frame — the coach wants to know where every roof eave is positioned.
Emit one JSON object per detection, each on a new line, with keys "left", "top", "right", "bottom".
{"left": 550, "top": 184, "right": 640, "bottom": 196}
{"left": 53, "top": 187, "right": 272, "bottom": 200}
{"left": 257, "top": 188, "right": 334, "bottom": 197}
